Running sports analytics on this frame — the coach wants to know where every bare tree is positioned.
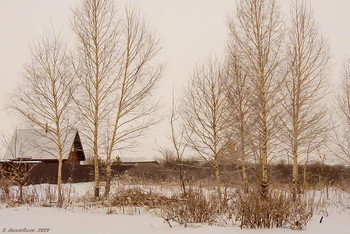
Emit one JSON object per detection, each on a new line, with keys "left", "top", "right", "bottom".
{"left": 104, "top": 7, "right": 162, "bottom": 197}
{"left": 8, "top": 32, "right": 74, "bottom": 207}
{"left": 281, "top": 0, "right": 330, "bottom": 196}
{"left": 183, "top": 57, "right": 231, "bottom": 196}
{"left": 159, "top": 91, "right": 190, "bottom": 196}
{"left": 72, "top": 0, "right": 121, "bottom": 198}
{"left": 1, "top": 129, "right": 32, "bottom": 202}
{"left": 228, "top": 0, "right": 285, "bottom": 196}
{"left": 72, "top": 1, "right": 162, "bottom": 198}
{"left": 334, "top": 60, "right": 350, "bottom": 165}
{"left": 225, "top": 48, "right": 254, "bottom": 192}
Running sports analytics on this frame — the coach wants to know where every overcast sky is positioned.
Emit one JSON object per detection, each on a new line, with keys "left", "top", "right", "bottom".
{"left": 1, "top": 0, "right": 350, "bottom": 160}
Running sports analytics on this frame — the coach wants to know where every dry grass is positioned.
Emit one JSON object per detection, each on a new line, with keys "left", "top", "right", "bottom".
{"left": 161, "top": 188, "right": 233, "bottom": 227}
{"left": 109, "top": 187, "right": 172, "bottom": 208}
{"left": 234, "top": 188, "right": 312, "bottom": 230}
{"left": 1, "top": 172, "right": 349, "bottom": 231}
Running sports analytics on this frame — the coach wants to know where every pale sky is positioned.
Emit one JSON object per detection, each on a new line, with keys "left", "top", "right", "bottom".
{"left": 1, "top": 0, "right": 350, "bottom": 160}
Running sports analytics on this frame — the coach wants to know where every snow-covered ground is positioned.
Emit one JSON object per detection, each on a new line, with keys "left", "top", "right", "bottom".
{"left": 1, "top": 182, "right": 350, "bottom": 234}
{"left": 1, "top": 206, "right": 350, "bottom": 234}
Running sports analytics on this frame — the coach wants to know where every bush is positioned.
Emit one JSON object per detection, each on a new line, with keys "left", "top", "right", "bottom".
{"left": 234, "top": 188, "right": 312, "bottom": 230}
{"left": 161, "top": 189, "right": 232, "bottom": 226}
{"left": 110, "top": 187, "right": 171, "bottom": 208}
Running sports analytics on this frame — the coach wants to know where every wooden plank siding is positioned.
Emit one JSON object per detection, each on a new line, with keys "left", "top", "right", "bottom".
{"left": 0, "top": 162, "right": 133, "bottom": 184}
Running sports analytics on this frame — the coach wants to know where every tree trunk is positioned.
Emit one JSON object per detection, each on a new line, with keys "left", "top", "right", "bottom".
{"left": 179, "top": 164, "right": 186, "bottom": 196}
{"left": 56, "top": 128, "right": 64, "bottom": 207}
{"left": 303, "top": 152, "right": 309, "bottom": 192}
{"left": 93, "top": 125, "right": 100, "bottom": 198}
{"left": 19, "top": 184, "right": 23, "bottom": 202}
{"left": 214, "top": 157, "right": 221, "bottom": 196}
{"left": 241, "top": 160, "right": 248, "bottom": 193}
{"left": 94, "top": 83, "right": 100, "bottom": 198}
{"left": 104, "top": 157, "right": 112, "bottom": 197}
{"left": 260, "top": 93, "right": 268, "bottom": 197}
{"left": 292, "top": 144, "right": 299, "bottom": 199}
{"left": 239, "top": 113, "right": 249, "bottom": 192}
{"left": 57, "top": 160, "right": 63, "bottom": 207}
{"left": 94, "top": 151, "right": 100, "bottom": 198}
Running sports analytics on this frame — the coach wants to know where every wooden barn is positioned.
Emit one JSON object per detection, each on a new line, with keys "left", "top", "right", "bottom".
{"left": 2, "top": 129, "right": 85, "bottom": 165}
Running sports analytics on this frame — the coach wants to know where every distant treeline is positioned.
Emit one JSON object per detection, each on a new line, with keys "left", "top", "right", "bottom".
{"left": 126, "top": 160, "right": 350, "bottom": 188}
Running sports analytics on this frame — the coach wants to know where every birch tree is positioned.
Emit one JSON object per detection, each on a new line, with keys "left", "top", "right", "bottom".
{"left": 225, "top": 48, "right": 254, "bottom": 191}
{"left": 281, "top": 0, "right": 330, "bottom": 196}
{"left": 183, "top": 57, "right": 231, "bottom": 196}
{"left": 72, "top": 0, "right": 162, "bottom": 198}
{"left": 72, "top": 0, "right": 121, "bottom": 198}
{"left": 9, "top": 32, "right": 74, "bottom": 207}
{"left": 104, "top": 7, "right": 162, "bottom": 197}
{"left": 228, "top": 0, "right": 285, "bottom": 196}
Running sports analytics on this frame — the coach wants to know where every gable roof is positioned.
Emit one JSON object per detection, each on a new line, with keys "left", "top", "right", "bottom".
{"left": 3, "top": 129, "right": 84, "bottom": 161}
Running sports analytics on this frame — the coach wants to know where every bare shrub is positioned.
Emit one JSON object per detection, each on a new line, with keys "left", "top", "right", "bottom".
{"left": 14, "top": 184, "right": 56, "bottom": 207}
{"left": 0, "top": 162, "right": 36, "bottom": 204}
{"left": 107, "top": 186, "right": 233, "bottom": 226}
{"left": 110, "top": 187, "right": 170, "bottom": 208}
{"left": 0, "top": 184, "right": 56, "bottom": 207}
{"left": 0, "top": 178, "right": 11, "bottom": 204}
{"left": 161, "top": 188, "right": 232, "bottom": 227}
{"left": 234, "top": 188, "right": 312, "bottom": 230}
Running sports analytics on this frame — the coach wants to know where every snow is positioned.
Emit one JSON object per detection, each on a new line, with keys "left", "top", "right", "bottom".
{"left": 1, "top": 182, "right": 350, "bottom": 234}
{"left": 1, "top": 206, "right": 350, "bottom": 234}
{"left": 1, "top": 207, "right": 165, "bottom": 234}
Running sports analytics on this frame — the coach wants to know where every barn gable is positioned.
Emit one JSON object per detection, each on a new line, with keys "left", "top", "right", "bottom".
{"left": 3, "top": 129, "right": 85, "bottom": 165}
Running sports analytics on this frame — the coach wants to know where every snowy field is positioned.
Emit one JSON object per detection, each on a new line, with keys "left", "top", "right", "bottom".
{"left": 1, "top": 182, "right": 350, "bottom": 234}
{"left": 1, "top": 206, "right": 350, "bottom": 234}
